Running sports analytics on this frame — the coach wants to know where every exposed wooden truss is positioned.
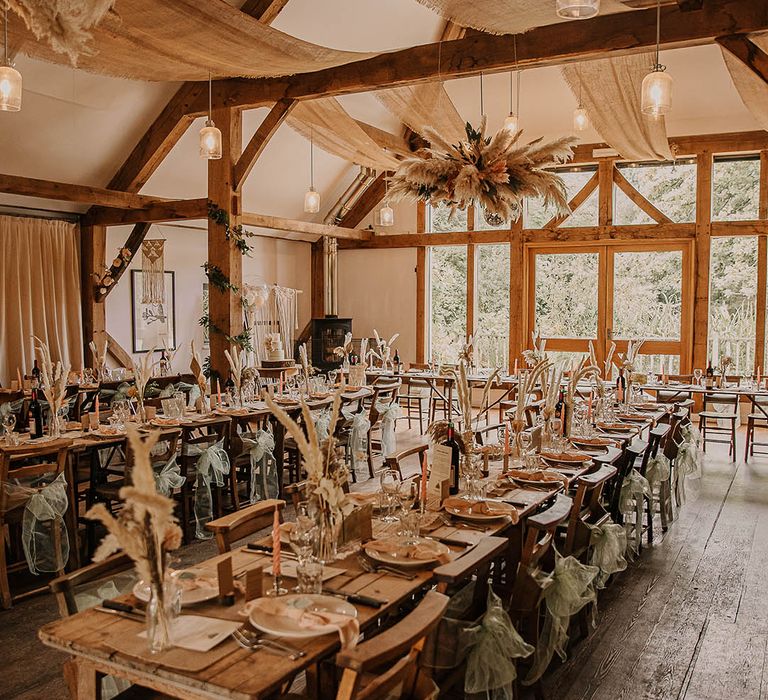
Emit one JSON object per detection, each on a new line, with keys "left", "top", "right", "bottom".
{"left": 543, "top": 170, "right": 599, "bottom": 229}
{"left": 190, "top": 1, "right": 768, "bottom": 111}
{"left": 84, "top": 198, "right": 208, "bottom": 226}
{"left": 98, "top": 223, "right": 151, "bottom": 301}
{"left": 716, "top": 34, "right": 768, "bottom": 86}
{"left": 613, "top": 168, "right": 673, "bottom": 223}
{"left": 240, "top": 212, "right": 372, "bottom": 241}
{"left": 337, "top": 173, "right": 389, "bottom": 229}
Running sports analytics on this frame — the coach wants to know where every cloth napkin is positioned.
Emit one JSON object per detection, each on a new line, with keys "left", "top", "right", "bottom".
{"left": 503, "top": 470, "right": 568, "bottom": 489}
{"left": 539, "top": 450, "right": 591, "bottom": 463}
{"left": 365, "top": 537, "right": 452, "bottom": 564}
{"left": 244, "top": 597, "right": 359, "bottom": 649}
{"left": 443, "top": 497, "right": 519, "bottom": 524}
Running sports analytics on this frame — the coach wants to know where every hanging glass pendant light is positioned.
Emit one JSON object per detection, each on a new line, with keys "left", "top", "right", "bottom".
{"left": 572, "top": 69, "right": 589, "bottom": 132}
{"left": 641, "top": 0, "right": 672, "bottom": 117}
{"left": 0, "top": 6, "right": 21, "bottom": 112}
{"left": 556, "top": 0, "right": 600, "bottom": 19}
{"left": 504, "top": 37, "right": 520, "bottom": 134}
{"left": 379, "top": 175, "right": 394, "bottom": 227}
{"left": 304, "top": 129, "right": 320, "bottom": 213}
{"left": 199, "top": 72, "right": 222, "bottom": 159}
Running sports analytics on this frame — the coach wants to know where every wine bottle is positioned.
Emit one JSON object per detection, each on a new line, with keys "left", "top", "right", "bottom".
{"left": 616, "top": 370, "right": 626, "bottom": 404}
{"left": 393, "top": 348, "right": 401, "bottom": 374}
{"left": 28, "top": 388, "right": 43, "bottom": 439}
{"left": 706, "top": 359, "right": 714, "bottom": 388}
{"left": 31, "top": 359, "right": 41, "bottom": 388}
{"left": 159, "top": 349, "right": 169, "bottom": 377}
{"left": 444, "top": 422, "right": 461, "bottom": 495}
{"left": 555, "top": 389, "right": 564, "bottom": 421}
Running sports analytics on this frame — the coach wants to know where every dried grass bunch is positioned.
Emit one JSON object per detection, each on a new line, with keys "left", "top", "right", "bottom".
{"left": 389, "top": 118, "right": 576, "bottom": 220}
{"left": 614, "top": 340, "right": 645, "bottom": 374}
{"left": 132, "top": 347, "right": 157, "bottom": 417}
{"left": 87, "top": 428, "right": 182, "bottom": 589}
{"left": 33, "top": 336, "right": 69, "bottom": 423}
{"left": 189, "top": 340, "right": 208, "bottom": 399}
{"left": 224, "top": 345, "right": 244, "bottom": 396}
{"left": 370, "top": 330, "right": 399, "bottom": 369}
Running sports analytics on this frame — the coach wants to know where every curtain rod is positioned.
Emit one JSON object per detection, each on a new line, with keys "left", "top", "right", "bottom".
{"left": 0, "top": 205, "right": 79, "bottom": 222}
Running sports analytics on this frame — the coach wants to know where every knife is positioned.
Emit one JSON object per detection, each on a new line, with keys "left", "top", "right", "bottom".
{"left": 430, "top": 536, "right": 471, "bottom": 548}
{"left": 95, "top": 606, "right": 145, "bottom": 623}
{"left": 322, "top": 588, "right": 386, "bottom": 608}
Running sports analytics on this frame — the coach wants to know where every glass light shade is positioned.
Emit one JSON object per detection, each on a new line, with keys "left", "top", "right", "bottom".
{"left": 0, "top": 64, "right": 22, "bottom": 112}
{"left": 556, "top": 0, "right": 600, "bottom": 19}
{"left": 641, "top": 68, "right": 673, "bottom": 117}
{"left": 199, "top": 119, "right": 222, "bottom": 159}
{"left": 379, "top": 203, "right": 394, "bottom": 227}
{"left": 573, "top": 106, "right": 589, "bottom": 132}
{"left": 304, "top": 187, "right": 320, "bottom": 213}
{"left": 504, "top": 113, "right": 519, "bottom": 134}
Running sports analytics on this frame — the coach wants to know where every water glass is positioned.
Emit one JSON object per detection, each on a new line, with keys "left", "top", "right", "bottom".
{"left": 295, "top": 559, "right": 323, "bottom": 594}
{"left": 379, "top": 468, "right": 401, "bottom": 522}
{"left": 289, "top": 503, "right": 318, "bottom": 564}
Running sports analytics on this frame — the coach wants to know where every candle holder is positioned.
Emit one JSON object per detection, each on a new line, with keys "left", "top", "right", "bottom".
{"left": 266, "top": 574, "right": 287, "bottom": 597}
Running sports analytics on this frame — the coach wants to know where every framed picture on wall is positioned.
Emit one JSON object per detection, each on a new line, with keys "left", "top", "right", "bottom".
{"left": 131, "top": 270, "right": 176, "bottom": 352}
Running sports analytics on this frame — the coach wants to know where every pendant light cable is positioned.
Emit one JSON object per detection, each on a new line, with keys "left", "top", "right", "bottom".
{"left": 310, "top": 128, "right": 314, "bottom": 190}
{"left": 3, "top": 5, "right": 8, "bottom": 66}
{"left": 655, "top": 0, "right": 661, "bottom": 68}
{"left": 208, "top": 70, "right": 212, "bottom": 118}
{"left": 479, "top": 72, "right": 484, "bottom": 118}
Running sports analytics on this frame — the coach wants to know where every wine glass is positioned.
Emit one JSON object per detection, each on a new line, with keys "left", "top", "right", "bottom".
{"left": 2, "top": 413, "right": 16, "bottom": 444}
{"left": 518, "top": 431, "right": 533, "bottom": 461}
{"left": 289, "top": 502, "right": 319, "bottom": 565}
{"left": 549, "top": 418, "right": 563, "bottom": 450}
{"left": 396, "top": 480, "right": 420, "bottom": 545}
{"left": 693, "top": 368, "right": 703, "bottom": 386}
{"left": 328, "top": 370, "right": 338, "bottom": 387}
{"left": 379, "top": 468, "right": 401, "bottom": 522}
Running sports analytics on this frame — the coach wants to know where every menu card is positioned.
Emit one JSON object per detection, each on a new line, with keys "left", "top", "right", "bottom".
{"left": 429, "top": 444, "right": 453, "bottom": 496}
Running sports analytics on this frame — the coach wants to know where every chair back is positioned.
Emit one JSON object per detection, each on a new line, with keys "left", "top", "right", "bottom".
{"left": 563, "top": 465, "right": 617, "bottom": 558}
{"left": 334, "top": 590, "right": 449, "bottom": 700}
{"left": 205, "top": 499, "right": 285, "bottom": 553}
{"left": 703, "top": 391, "right": 739, "bottom": 412}
{"left": 608, "top": 439, "right": 647, "bottom": 522}
{"left": 384, "top": 443, "right": 428, "bottom": 481}
{"left": 0, "top": 439, "right": 72, "bottom": 513}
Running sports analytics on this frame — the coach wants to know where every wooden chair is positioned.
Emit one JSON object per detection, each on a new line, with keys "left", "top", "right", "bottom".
{"left": 398, "top": 376, "right": 430, "bottom": 434}
{"left": 228, "top": 413, "right": 274, "bottom": 510}
{"left": 205, "top": 499, "right": 285, "bottom": 553}
{"left": 367, "top": 381, "right": 401, "bottom": 476}
{"left": 331, "top": 590, "right": 449, "bottom": 700}
{"left": 177, "top": 416, "right": 231, "bottom": 542}
{"left": 0, "top": 439, "right": 75, "bottom": 609}
{"left": 561, "top": 464, "right": 617, "bottom": 561}
{"left": 384, "top": 443, "right": 428, "bottom": 481}
{"left": 744, "top": 393, "right": 768, "bottom": 462}
{"left": 641, "top": 423, "right": 673, "bottom": 532}
{"left": 698, "top": 390, "right": 738, "bottom": 460}
{"left": 610, "top": 440, "right": 649, "bottom": 553}
{"left": 428, "top": 376, "right": 459, "bottom": 423}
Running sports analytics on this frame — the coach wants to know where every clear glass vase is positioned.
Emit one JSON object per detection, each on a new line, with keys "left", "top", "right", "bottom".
{"left": 315, "top": 508, "right": 340, "bottom": 564}
{"left": 146, "top": 573, "right": 178, "bottom": 654}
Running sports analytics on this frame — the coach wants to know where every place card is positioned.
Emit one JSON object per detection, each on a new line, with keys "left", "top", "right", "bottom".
{"left": 429, "top": 444, "right": 452, "bottom": 496}
{"left": 217, "top": 556, "right": 234, "bottom": 601}
{"left": 341, "top": 504, "right": 373, "bottom": 544}
{"left": 244, "top": 567, "right": 263, "bottom": 601}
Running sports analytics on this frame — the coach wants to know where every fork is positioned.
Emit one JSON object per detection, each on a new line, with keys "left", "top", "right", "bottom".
{"left": 356, "top": 554, "right": 416, "bottom": 580}
{"left": 231, "top": 628, "right": 302, "bottom": 659}
{"left": 438, "top": 513, "right": 486, "bottom": 532}
{"left": 236, "top": 627, "right": 307, "bottom": 658}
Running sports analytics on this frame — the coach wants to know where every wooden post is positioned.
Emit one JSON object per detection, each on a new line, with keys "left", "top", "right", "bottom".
{"left": 598, "top": 159, "right": 615, "bottom": 230}
{"left": 81, "top": 223, "right": 106, "bottom": 368}
{"left": 692, "top": 151, "right": 713, "bottom": 371}
{"left": 756, "top": 150, "right": 768, "bottom": 374}
{"left": 416, "top": 246, "right": 426, "bottom": 364}
{"left": 311, "top": 239, "right": 325, "bottom": 318}
{"left": 207, "top": 107, "right": 243, "bottom": 380}
{"left": 509, "top": 217, "right": 524, "bottom": 369}
{"left": 466, "top": 243, "right": 476, "bottom": 341}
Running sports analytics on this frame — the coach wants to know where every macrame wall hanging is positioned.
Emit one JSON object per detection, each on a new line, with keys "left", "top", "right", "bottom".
{"left": 141, "top": 239, "right": 165, "bottom": 304}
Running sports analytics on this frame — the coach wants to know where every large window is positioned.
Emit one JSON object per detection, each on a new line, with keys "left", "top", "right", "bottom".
{"left": 476, "top": 244, "right": 510, "bottom": 369}
{"left": 428, "top": 203, "right": 467, "bottom": 233}
{"left": 429, "top": 246, "right": 467, "bottom": 363}
{"left": 713, "top": 156, "right": 760, "bottom": 221}
{"left": 525, "top": 169, "right": 597, "bottom": 229}
{"left": 708, "top": 236, "right": 757, "bottom": 375}
{"left": 534, "top": 251, "right": 599, "bottom": 339}
{"left": 615, "top": 161, "right": 697, "bottom": 224}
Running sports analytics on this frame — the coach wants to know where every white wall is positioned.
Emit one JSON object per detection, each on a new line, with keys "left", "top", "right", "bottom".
{"left": 105, "top": 223, "right": 311, "bottom": 372}
{"left": 338, "top": 247, "right": 418, "bottom": 363}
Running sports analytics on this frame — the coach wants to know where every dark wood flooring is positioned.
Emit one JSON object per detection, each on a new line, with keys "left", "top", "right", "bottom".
{"left": 2, "top": 425, "right": 767, "bottom": 699}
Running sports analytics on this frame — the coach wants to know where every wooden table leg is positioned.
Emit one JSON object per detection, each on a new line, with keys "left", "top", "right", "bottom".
{"left": 71, "top": 658, "right": 99, "bottom": 699}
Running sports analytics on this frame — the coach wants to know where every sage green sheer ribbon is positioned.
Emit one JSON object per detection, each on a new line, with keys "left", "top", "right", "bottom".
{"left": 619, "top": 469, "right": 651, "bottom": 556}
{"left": 314, "top": 409, "right": 332, "bottom": 442}
{"left": 158, "top": 381, "right": 194, "bottom": 398}
{"left": 240, "top": 430, "right": 278, "bottom": 503}
{"left": 342, "top": 407, "right": 371, "bottom": 471}
{"left": 99, "top": 381, "right": 132, "bottom": 404}
{"left": 0, "top": 399, "right": 24, "bottom": 418}
{"left": 153, "top": 456, "right": 185, "bottom": 497}
{"left": 375, "top": 400, "right": 402, "bottom": 457}
{"left": 646, "top": 453, "right": 671, "bottom": 487}
{"left": 4, "top": 472, "right": 71, "bottom": 575}
{"left": 523, "top": 551, "right": 599, "bottom": 685}
{"left": 185, "top": 438, "right": 230, "bottom": 539}
{"left": 464, "top": 589, "right": 534, "bottom": 699}
{"left": 588, "top": 521, "right": 627, "bottom": 588}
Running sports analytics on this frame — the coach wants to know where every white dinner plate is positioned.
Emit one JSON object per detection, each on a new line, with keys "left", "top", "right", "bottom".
{"left": 133, "top": 568, "right": 218, "bottom": 607}
{"left": 248, "top": 594, "right": 357, "bottom": 639}
{"left": 445, "top": 502, "right": 511, "bottom": 522}
{"left": 364, "top": 537, "right": 450, "bottom": 568}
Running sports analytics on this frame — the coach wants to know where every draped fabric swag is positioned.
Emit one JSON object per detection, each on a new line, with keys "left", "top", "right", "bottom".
{"left": 561, "top": 54, "right": 673, "bottom": 162}
{"left": 0, "top": 215, "right": 83, "bottom": 386}
{"left": 720, "top": 33, "right": 768, "bottom": 131}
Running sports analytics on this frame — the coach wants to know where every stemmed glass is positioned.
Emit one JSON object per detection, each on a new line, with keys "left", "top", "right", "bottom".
{"left": 112, "top": 399, "right": 130, "bottom": 430}
{"left": 396, "top": 480, "right": 420, "bottom": 545}
{"left": 289, "top": 502, "right": 319, "bottom": 565}
{"left": 2, "top": 413, "right": 17, "bottom": 445}
{"left": 549, "top": 418, "right": 563, "bottom": 450}
{"left": 693, "top": 368, "right": 703, "bottom": 386}
{"left": 379, "top": 468, "right": 401, "bottom": 522}
{"left": 518, "top": 431, "right": 534, "bottom": 468}
{"left": 328, "top": 370, "right": 338, "bottom": 387}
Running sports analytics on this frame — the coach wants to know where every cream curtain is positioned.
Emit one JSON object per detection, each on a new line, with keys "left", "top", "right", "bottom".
{"left": 0, "top": 215, "right": 83, "bottom": 386}
{"left": 720, "top": 33, "right": 768, "bottom": 130}
{"left": 562, "top": 53, "right": 673, "bottom": 162}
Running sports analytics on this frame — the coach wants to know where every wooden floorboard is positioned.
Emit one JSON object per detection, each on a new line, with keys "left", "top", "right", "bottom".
{"left": 544, "top": 435, "right": 768, "bottom": 700}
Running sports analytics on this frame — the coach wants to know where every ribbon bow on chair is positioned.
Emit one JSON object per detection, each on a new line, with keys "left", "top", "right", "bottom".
{"left": 185, "top": 438, "right": 230, "bottom": 539}
{"left": 619, "top": 469, "right": 651, "bottom": 556}
{"left": 341, "top": 407, "right": 371, "bottom": 472}
{"left": 153, "top": 456, "right": 185, "bottom": 497}
{"left": 587, "top": 521, "right": 628, "bottom": 588}
{"left": 240, "top": 430, "right": 277, "bottom": 503}
{"left": 19, "top": 472, "right": 70, "bottom": 575}
{"left": 375, "top": 400, "right": 401, "bottom": 458}
{"left": 314, "top": 409, "right": 332, "bottom": 442}
{"left": 645, "top": 453, "right": 671, "bottom": 487}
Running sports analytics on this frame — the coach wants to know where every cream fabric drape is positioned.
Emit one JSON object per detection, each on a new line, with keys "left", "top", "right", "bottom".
{"left": 412, "top": 0, "right": 632, "bottom": 35}
{"left": 0, "top": 215, "right": 83, "bottom": 386}
{"left": 720, "top": 33, "right": 768, "bottom": 130}
{"left": 562, "top": 54, "right": 673, "bottom": 162}
{"left": 377, "top": 83, "right": 466, "bottom": 145}
{"left": 288, "top": 99, "right": 400, "bottom": 171}
{"left": 8, "top": 0, "right": 376, "bottom": 81}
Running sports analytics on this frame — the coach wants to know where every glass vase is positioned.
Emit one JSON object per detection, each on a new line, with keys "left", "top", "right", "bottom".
{"left": 47, "top": 407, "right": 63, "bottom": 440}
{"left": 146, "top": 574, "right": 178, "bottom": 654}
{"left": 315, "top": 508, "right": 340, "bottom": 564}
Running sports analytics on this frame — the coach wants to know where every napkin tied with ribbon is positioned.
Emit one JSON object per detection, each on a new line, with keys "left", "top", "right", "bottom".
{"left": 365, "top": 537, "right": 451, "bottom": 564}
{"left": 443, "top": 497, "right": 519, "bottom": 524}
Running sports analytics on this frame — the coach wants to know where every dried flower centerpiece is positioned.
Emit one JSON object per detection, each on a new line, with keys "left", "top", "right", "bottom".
{"left": 565, "top": 358, "right": 600, "bottom": 436}
{"left": 265, "top": 390, "right": 352, "bottom": 562}
{"left": 224, "top": 345, "right": 244, "bottom": 406}
{"left": 523, "top": 330, "right": 548, "bottom": 367}
{"left": 511, "top": 360, "right": 551, "bottom": 454}
{"left": 614, "top": 339, "right": 645, "bottom": 403}
{"left": 371, "top": 329, "right": 400, "bottom": 371}
{"left": 332, "top": 332, "right": 353, "bottom": 370}
{"left": 132, "top": 348, "right": 157, "bottom": 423}
{"left": 89, "top": 337, "right": 108, "bottom": 380}
{"left": 389, "top": 118, "right": 576, "bottom": 220}
{"left": 33, "top": 336, "right": 70, "bottom": 438}
{"left": 717, "top": 355, "right": 734, "bottom": 386}
{"left": 87, "top": 428, "right": 183, "bottom": 653}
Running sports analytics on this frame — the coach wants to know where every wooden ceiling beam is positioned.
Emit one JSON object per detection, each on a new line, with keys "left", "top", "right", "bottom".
{"left": 190, "top": 0, "right": 767, "bottom": 110}
{"left": 233, "top": 98, "right": 296, "bottom": 190}
{"left": 0, "top": 173, "right": 174, "bottom": 209}
{"left": 338, "top": 173, "right": 389, "bottom": 229}
{"left": 98, "top": 223, "right": 152, "bottom": 300}
{"left": 84, "top": 198, "right": 209, "bottom": 226}
{"left": 239, "top": 0, "right": 290, "bottom": 24}
{"left": 240, "top": 212, "right": 372, "bottom": 240}
{"left": 716, "top": 34, "right": 768, "bottom": 86}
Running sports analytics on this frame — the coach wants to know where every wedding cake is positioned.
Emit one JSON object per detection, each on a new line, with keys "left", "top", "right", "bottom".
{"left": 265, "top": 333, "right": 285, "bottom": 361}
